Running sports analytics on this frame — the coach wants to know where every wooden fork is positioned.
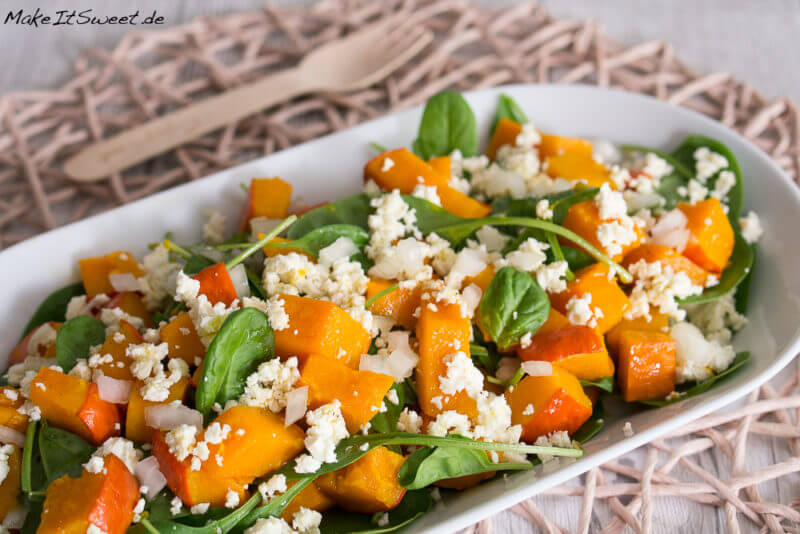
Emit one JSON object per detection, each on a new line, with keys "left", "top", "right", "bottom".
{"left": 64, "top": 18, "right": 432, "bottom": 182}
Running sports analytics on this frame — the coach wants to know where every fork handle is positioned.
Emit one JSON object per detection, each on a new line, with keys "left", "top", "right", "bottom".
{"left": 64, "top": 68, "right": 314, "bottom": 182}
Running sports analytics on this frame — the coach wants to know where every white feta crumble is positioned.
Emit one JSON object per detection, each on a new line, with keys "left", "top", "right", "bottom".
{"left": 294, "top": 400, "right": 349, "bottom": 473}
{"left": 670, "top": 321, "right": 737, "bottom": 384}
{"left": 684, "top": 293, "right": 747, "bottom": 344}
{"left": 190, "top": 503, "right": 210, "bottom": 515}
{"left": 202, "top": 209, "right": 227, "bottom": 244}
{"left": 624, "top": 260, "right": 704, "bottom": 321}
{"left": 258, "top": 474, "right": 287, "bottom": 500}
{"left": 175, "top": 271, "right": 240, "bottom": 346}
{"left": 639, "top": 152, "right": 674, "bottom": 181}
{"left": 170, "top": 496, "right": 183, "bottom": 516}
{"left": 594, "top": 183, "right": 628, "bottom": 221}
{"left": 381, "top": 157, "right": 395, "bottom": 172}
{"left": 89, "top": 437, "right": 142, "bottom": 473}
{"left": 238, "top": 357, "right": 300, "bottom": 412}
{"left": 439, "top": 352, "right": 484, "bottom": 399}
{"left": 292, "top": 507, "right": 322, "bottom": 533}
{"left": 711, "top": 170, "right": 736, "bottom": 200}
{"left": 475, "top": 226, "right": 510, "bottom": 253}
{"left": 739, "top": 211, "right": 763, "bottom": 244}
{"left": 411, "top": 184, "right": 442, "bottom": 206}
{"left": 535, "top": 199, "right": 553, "bottom": 220}
{"left": 0, "top": 445, "right": 15, "bottom": 485}
{"left": 596, "top": 218, "right": 639, "bottom": 257}
{"left": 397, "top": 408, "right": 423, "bottom": 433}
{"left": 693, "top": 147, "right": 728, "bottom": 182}
{"left": 565, "top": 294, "right": 603, "bottom": 328}
{"left": 225, "top": 490, "right": 240, "bottom": 509}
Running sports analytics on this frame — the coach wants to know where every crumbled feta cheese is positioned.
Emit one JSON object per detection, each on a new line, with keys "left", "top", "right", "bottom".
{"left": 294, "top": 400, "right": 349, "bottom": 473}
{"left": 515, "top": 124, "right": 541, "bottom": 147}
{"left": 202, "top": 209, "right": 226, "bottom": 244}
{"left": 239, "top": 357, "right": 300, "bottom": 412}
{"left": 694, "top": 147, "right": 728, "bottom": 182}
{"left": 259, "top": 474, "right": 287, "bottom": 500}
{"left": 292, "top": 507, "right": 322, "bottom": 533}
{"left": 65, "top": 294, "right": 111, "bottom": 320}
{"left": 411, "top": 184, "right": 442, "bottom": 206}
{"left": 89, "top": 437, "right": 142, "bottom": 473}
{"left": 594, "top": 183, "right": 628, "bottom": 220}
{"left": 565, "top": 294, "right": 603, "bottom": 328}
{"left": 244, "top": 517, "right": 293, "bottom": 534}
{"left": 685, "top": 179, "right": 709, "bottom": 204}
{"left": 739, "top": 211, "right": 763, "bottom": 244}
{"left": 505, "top": 237, "right": 548, "bottom": 272}
{"left": 224, "top": 490, "right": 240, "bottom": 509}
{"left": 535, "top": 199, "right": 553, "bottom": 220}
{"left": 640, "top": 152, "right": 674, "bottom": 181}
{"left": 684, "top": 293, "right": 747, "bottom": 344}
{"left": 382, "top": 158, "right": 395, "bottom": 172}
{"left": 190, "top": 503, "right": 210, "bottom": 515}
{"left": 170, "top": 496, "right": 183, "bottom": 516}
{"left": 596, "top": 218, "right": 639, "bottom": 257}
{"left": 670, "top": 321, "right": 737, "bottom": 383}
{"left": 475, "top": 226, "right": 510, "bottom": 253}
{"left": 397, "top": 408, "right": 423, "bottom": 433}
{"left": 625, "top": 260, "right": 703, "bottom": 321}
{"left": 711, "top": 170, "right": 736, "bottom": 200}
{"left": 439, "top": 352, "right": 484, "bottom": 399}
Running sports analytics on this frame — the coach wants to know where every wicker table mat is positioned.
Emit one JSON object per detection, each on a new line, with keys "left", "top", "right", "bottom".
{"left": 2, "top": 1, "right": 799, "bottom": 532}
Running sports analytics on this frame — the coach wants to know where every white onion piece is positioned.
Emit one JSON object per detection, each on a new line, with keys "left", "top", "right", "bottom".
{"left": 461, "top": 284, "right": 483, "bottom": 316}
{"left": 145, "top": 404, "right": 203, "bottom": 431}
{"left": 651, "top": 208, "right": 688, "bottom": 236}
{"left": 386, "top": 348, "right": 419, "bottom": 380}
{"left": 451, "top": 249, "right": 487, "bottom": 278}
{"left": 521, "top": 361, "right": 553, "bottom": 377}
{"left": 96, "top": 376, "right": 132, "bottom": 404}
{"left": 109, "top": 272, "right": 141, "bottom": 292}
{"left": 250, "top": 217, "right": 282, "bottom": 240}
{"left": 1, "top": 507, "right": 26, "bottom": 529}
{"left": 318, "top": 237, "right": 357, "bottom": 266}
{"left": 134, "top": 456, "right": 167, "bottom": 499}
{"left": 284, "top": 386, "right": 308, "bottom": 427}
{"left": 625, "top": 191, "right": 663, "bottom": 212}
{"left": 200, "top": 247, "right": 225, "bottom": 263}
{"left": 592, "top": 139, "right": 622, "bottom": 165}
{"left": 495, "top": 357, "right": 521, "bottom": 382}
{"left": 359, "top": 354, "right": 395, "bottom": 377}
{"left": 228, "top": 264, "right": 250, "bottom": 299}
{"left": 649, "top": 228, "right": 690, "bottom": 252}
{"left": 0, "top": 425, "right": 25, "bottom": 447}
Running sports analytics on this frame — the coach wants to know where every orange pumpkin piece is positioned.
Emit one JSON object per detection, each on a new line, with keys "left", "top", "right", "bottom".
{"left": 605, "top": 313, "right": 670, "bottom": 357}
{"left": 281, "top": 480, "right": 336, "bottom": 520}
{"left": 462, "top": 265, "right": 495, "bottom": 293}
{"left": 366, "top": 278, "right": 422, "bottom": 330}
{"left": 93, "top": 319, "right": 143, "bottom": 381}
{"left": 0, "top": 387, "right": 27, "bottom": 433}
{"left": 125, "top": 377, "right": 190, "bottom": 443}
{"left": 274, "top": 294, "right": 371, "bottom": 369}
{"left": 506, "top": 366, "right": 593, "bottom": 443}
{"left": 0, "top": 445, "right": 21, "bottom": 522}
{"left": 103, "top": 292, "right": 153, "bottom": 328}
{"left": 535, "top": 308, "right": 572, "bottom": 338}
{"left": 154, "top": 406, "right": 304, "bottom": 507}
{"left": 549, "top": 263, "right": 631, "bottom": 334}
{"left": 8, "top": 321, "right": 60, "bottom": 365}
{"left": 561, "top": 201, "right": 644, "bottom": 261}
{"left": 616, "top": 330, "right": 677, "bottom": 402}
{"left": 78, "top": 250, "right": 144, "bottom": 297}
{"left": 677, "top": 198, "right": 735, "bottom": 272}
{"left": 415, "top": 301, "right": 476, "bottom": 418}
{"left": 517, "top": 325, "right": 615, "bottom": 381}
{"left": 316, "top": 446, "right": 406, "bottom": 513}
{"left": 538, "top": 134, "right": 593, "bottom": 159}
{"left": 298, "top": 354, "right": 394, "bottom": 433}
{"left": 545, "top": 151, "right": 615, "bottom": 189}
{"left": 239, "top": 177, "right": 293, "bottom": 231}
{"left": 261, "top": 236, "right": 315, "bottom": 260}
{"left": 37, "top": 454, "right": 139, "bottom": 534}
{"left": 622, "top": 244, "right": 710, "bottom": 286}
{"left": 161, "top": 312, "right": 206, "bottom": 365}
{"left": 192, "top": 262, "right": 238, "bottom": 306}
{"left": 30, "top": 368, "right": 121, "bottom": 445}
{"left": 486, "top": 117, "right": 522, "bottom": 160}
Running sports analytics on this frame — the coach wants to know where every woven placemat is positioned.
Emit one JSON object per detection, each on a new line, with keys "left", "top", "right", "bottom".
{"left": 2, "top": 1, "right": 799, "bottom": 531}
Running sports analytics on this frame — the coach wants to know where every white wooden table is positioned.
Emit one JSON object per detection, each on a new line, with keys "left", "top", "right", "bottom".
{"left": 2, "top": 1, "right": 798, "bottom": 532}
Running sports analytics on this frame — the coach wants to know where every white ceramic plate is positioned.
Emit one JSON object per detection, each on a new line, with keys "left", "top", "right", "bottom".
{"left": 2, "top": 84, "right": 800, "bottom": 533}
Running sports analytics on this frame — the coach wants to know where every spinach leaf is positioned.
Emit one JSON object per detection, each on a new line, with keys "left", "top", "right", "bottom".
{"left": 561, "top": 245, "right": 595, "bottom": 272}
{"left": 622, "top": 145, "right": 693, "bottom": 210}
{"left": 469, "top": 342, "right": 502, "bottom": 373}
{"left": 268, "top": 224, "right": 369, "bottom": 259}
{"left": 38, "top": 422, "right": 94, "bottom": 483}
{"left": 287, "top": 194, "right": 372, "bottom": 240}
{"left": 152, "top": 301, "right": 187, "bottom": 326}
{"left": 734, "top": 246, "right": 756, "bottom": 314}
{"left": 479, "top": 267, "right": 550, "bottom": 351}
{"left": 245, "top": 265, "right": 266, "bottom": 300}
{"left": 491, "top": 93, "right": 528, "bottom": 135}
{"left": 398, "top": 444, "right": 531, "bottom": 490}
{"left": 401, "top": 195, "right": 468, "bottom": 239}
{"left": 20, "top": 500, "right": 43, "bottom": 534}
{"left": 640, "top": 351, "right": 750, "bottom": 407}
{"left": 579, "top": 376, "right": 615, "bottom": 393}
{"left": 21, "top": 282, "right": 85, "bottom": 339}
{"left": 369, "top": 382, "right": 406, "bottom": 434}
{"left": 135, "top": 493, "right": 261, "bottom": 534}
{"left": 672, "top": 135, "right": 744, "bottom": 223}
{"left": 195, "top": 308, "right": 275, "bottom": 416}
{"left": 491, "top": 188, "right": 598, "bottom": 225}
{"left": 680, "top": 233, "right": 754, "bottom": 305}
{"left": 319, "top": 490, "right": 432, "bottom": 533}
{"left": 184, "top": 254, "right": 216, "bottom": 276}
{"left": 572, "top": 398, "right": 605, "bottom": 443}
{"left": 21, "top": 421, "right": 46, "bottom": 496}
{"left": 412, "top": 91, "right": 478, "bottom": 159}
{"left": 55, "top": 315, "right": 106, "bottom": 372}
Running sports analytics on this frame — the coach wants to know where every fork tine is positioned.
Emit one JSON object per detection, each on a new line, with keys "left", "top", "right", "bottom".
{"left": 384, "top": 27, "right": 433, "bottom": 57}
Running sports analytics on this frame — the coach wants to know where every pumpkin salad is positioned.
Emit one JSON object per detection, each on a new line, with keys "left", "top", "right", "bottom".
{"left": 1, "top": 92, "right": 763, "bottom": 533}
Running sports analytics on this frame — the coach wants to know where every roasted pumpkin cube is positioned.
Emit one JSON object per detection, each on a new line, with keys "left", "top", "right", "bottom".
{"left": 677, "top": 198, "right": 735, "bottom": 272}
{"left": 616, "top": 330, "right": 676, "bottom": 402}
{"left": 462, "top": 265, "right": 495, "bottom": 293}
{"left": 281, "top": 480, "right": 336, "bottom": 520}
{"left": 486, "top": 117, "right": 522, "bottom": 160}
{"left": 545, "top": 151, "right": 615, "bottom": 189}
{"left": 30, "top": 368, "right": 121, "bottom": 445}
{"left": 192, "top": 262, "right": 238, "bottom": 306}
{"left": 161, "top": 312, "right": 206, "bottom": 365}
{"left": 622, "top": 244, "right": 710, "bottom": 286}
{"left": 538, "top": 134, "right": 593, "bottom": 159}
{"left": 239, "top": 177, "right": 293, "bottom": 231}
{"left": 316, "top": 446, "right": 406, "bottom": 513}
{"left": 125, "top": 377, "right": 190, "bottom": 443}
{"left": 561, "top": 201, "right": 644, "bottom": 261}
{"left": 94, "top": 319, "right": 143, "bottom": 381}
{"left": 0, "top": 445, "right": 21, "bottom": 522}
{"left": 415, "top": 301, "right": 476, "bottom": 418}
{"left": 37, "top": 454, "right": 139, "bottom": 534}
{"left": 366, "top": 278, "right": 422, "bottom": 330}
{"left": 0, "top": 387, "right": 27, "bottom": 433}
{"left": 261, "top": 236, "right": 315, "bottom": 260}
{"left": 275, "top": 294, "right": 371, "bottom": 369}
{"left": 78, "top": 250, "right": 144, "bottom": 297}
{"left": 517, "top": 325, "right": 614, "bottom": 381}
{"left": 549, "top": 263, "right": 631, "bottom": 334}
{"left": 605, "top": 313, "right": 670, "bottom": 357}
{"left": 103, "top": 292, "right": 152, "bottom": 328}
{"left": 8, "top": 321, "right": 60, "bottom": 365}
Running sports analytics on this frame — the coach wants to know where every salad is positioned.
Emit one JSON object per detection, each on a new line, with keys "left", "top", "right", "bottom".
{"left": 0, "top": 91, "right": 762, "bottom": 534}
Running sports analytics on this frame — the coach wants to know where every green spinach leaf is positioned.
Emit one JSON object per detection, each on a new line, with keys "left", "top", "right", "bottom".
{"left": 55, "top": 315, "right": 106, "bottom": 372}
{"left": 622, "top": 145, "right": 693, "bottom": 210}
{"left": 319, "top": 490, "right": 432, "bottom": 533}
{"left": 195, "top": 308, "right": 275, "bottom": 416}
{"left": 287, "top": 194, "right": 372, "bottom": 240}
{"left": 469, "top": 342, "right": 502, "bottom": 373}
{"left": 680, "top": 233, "right": 754, "bottom": 305}
{"left": 734, "top": 246, "right": 756, "bottom": 314}
{"left": 572, "top": 398, "right": 606, "bottom": 443}
{"left": 184, "top": 254, "right": 216, "bottom": 276}
{"left": 579, "top": 376, "right": 615, "bottom": 393}
{"left": 479, "top": 267, "right": 550, "bottom": 351}
{"left": 38, "top": 422, "right": 94, "bottom": 483}
{"left": 401, "top": 195, "right": 468, "bottom": 240}
{"left": 268, "top": 224, "right": 369, "bottom": 259}
{"left": 491, "top": 93, "right": 528, "bottom": 135}
{"left": 245, "top": 265, "right": 266, "bottom": 300}
{"left": 561, "top": 245, "right": 595, "bottom": 272}
{"left": 369, "top": 382, "right": 406, "bottom": 434}
{"left": 21, "top": 282, "right": 85, "bottom": 339}
{"left": 413, "top": 91, "right": 478, "bottom": 159}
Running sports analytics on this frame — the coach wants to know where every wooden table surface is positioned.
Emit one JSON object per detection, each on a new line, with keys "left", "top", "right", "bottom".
{"left": 2, "top": 1, "right": 799, "bottom": 532}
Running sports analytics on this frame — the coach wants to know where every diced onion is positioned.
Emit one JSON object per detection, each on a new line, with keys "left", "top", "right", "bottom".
{"left": 284, "top": 386, "right": 308, "bottom": 427}
{"left": 109, "top": 272, "right": 141, "bottom": 292}
{"left": 651, "top": 209, "right": 687, "bottom": 236}
{"left": 145, "top": 404, "right": 203, "bottom": 431}
{"left": 96, "top": 376, "right": 132, "bottom": 404}
{"left": 386, "top": 348, "right": 419, "bottom": 380}
{"left": 495, "top": 357, "right": 521, "bottom": 382}
{"left": 359, "top": 354, "right": 394, "bottom": 377}
{"left": 592, "top": 139, "right": 622, "bottom": 165}
{"left": 0, "top": 425, "right": 25, "bottom": 447}
{"left": 461, "top": 284, "right": 483, "bottom": 316}
{"left": 134, "top": 456, "right": 167, "bottom": 499}
{"left": 451, "top": 249, "right": 487, "bottom": 278}
{"left": 1, "top": 507, "right": 26, "bottom": 529}
{"left": 649, "top": 228, "right": 690, "bottom": 252}
{"left": 228, "top": 264, "right": 250, "bottom": 299}
{"left": 650, "top": 209, "right": 689, "bottom": 252}
{"left": 250, "top": 217, "right": 282, "bottom": 240}
{"left": 625, "top": 191, "right": 663, "bottom": 212}
{"left": 521, "top": 360, "right": 553, "bottom": 377}
{"left": 318, "top": 237, "right": 357, "bottom": 266}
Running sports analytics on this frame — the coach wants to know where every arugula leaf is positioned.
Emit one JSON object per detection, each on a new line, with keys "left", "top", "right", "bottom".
{"left": 135, "top": 493, "right": 261, "bottom": 534}
{"left": 579, "top": 376, "right": 615, "bottom": 393}
{"left": 267, "top": 224, "right": 369, "bottom": 259}
{"left": 38, "top": 422, "right": 94, "bottom": 483}
{"left": 672, "top": 135, "right": 744, "bottom": 223}
{"left": 621, "top": 145, "right": 693, "bottom": 210}
{"left": 287, "top": 194, "right": 373, "bottom": 240}
{"left": 369, "top": 382, "right": 406, "bottom": 434}
{"left": 479, "top": 267, "right": 550, "bottom": 351}
{"left": 413, "top": 91, "right": 478, "bottom": 159}
{"left": 195, "top": 308, "right": 274, "bottom": 416}
{"left": 55, "top": 315, "right": 106, "bottom": 372}
{"left": 320, "top": 490, "right": 432, "bottom": 534}
{"left": 572, "top": 398, "right": 606, "bottom": 443}
{"left": 640, "top": 351, "right": 751, "bottom": 407}
{"left": 469, "top": 342, "right": 502, "bottom": 373}
{"left": 20, "top": 282, "right": 85, "bottom": 339}
{"left": 398, "top": 444, "right": 531, "bottom": 490}
{"left": 680, "top": 233, "right": 754, "bottom": 305}
{"left": 401, "top": 195, "right": 467, "bottom": 239}
{"left": 491, "top": 93, "right": 528, "bottom": 135}
{"left": 245, "top": 265, "right": 266, "bottom": 300}
{"left": 560, "top": 245, "right": 595, "bottom": 272}
{"left": 183, "top": 254, "right": 216, "bottom": 276}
